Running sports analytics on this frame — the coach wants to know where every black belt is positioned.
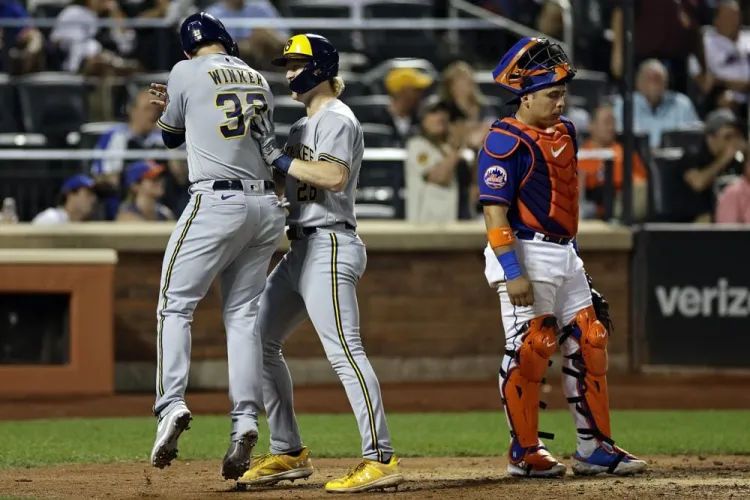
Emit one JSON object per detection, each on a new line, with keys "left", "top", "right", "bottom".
{"left": 286, "top": 222, "right": 356, "bottom": 240}
{"left": 516, "top": 229, "right": 571, "bottom": 245}
{"left": 210, "top": 180, "right": 275, "bottom": 191}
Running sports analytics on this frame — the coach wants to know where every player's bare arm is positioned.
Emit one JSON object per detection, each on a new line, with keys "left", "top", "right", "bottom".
{"left": 288, "top": 158, "right": 349, "bottom": 192}
{"left": 250, "top": 111, "right": 349, "bottom": 192}
{"left": 483, "top": 202, "right": 534, "bottom": 307}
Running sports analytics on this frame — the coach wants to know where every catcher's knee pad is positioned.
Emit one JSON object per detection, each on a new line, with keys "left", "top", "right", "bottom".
{"left": 502, "top": 315, "right": 559, "bottom": 449}
{"left": 562, "top": 305, "right": 612, "bottom": 441}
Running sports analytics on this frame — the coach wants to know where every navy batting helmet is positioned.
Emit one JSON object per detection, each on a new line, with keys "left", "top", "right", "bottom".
{"left": 180, "top": 12, "right": 239, "bottom": 58}
{"left": 271, "top": 34, "right": 339, "bottom": 94}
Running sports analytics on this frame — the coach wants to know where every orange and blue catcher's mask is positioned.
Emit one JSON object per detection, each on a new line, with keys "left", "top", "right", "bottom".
{"left": 493, "top": 37, "right": 576, "bottom": 103}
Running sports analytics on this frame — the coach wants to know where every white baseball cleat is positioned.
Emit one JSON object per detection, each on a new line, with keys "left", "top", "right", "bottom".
{"left": 150, "top": 404, "right": 192, "bottom": 469}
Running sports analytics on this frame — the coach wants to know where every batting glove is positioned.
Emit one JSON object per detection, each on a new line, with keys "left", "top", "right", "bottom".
{"left": 250, "top": 113, "right": 287, "bottom": 169}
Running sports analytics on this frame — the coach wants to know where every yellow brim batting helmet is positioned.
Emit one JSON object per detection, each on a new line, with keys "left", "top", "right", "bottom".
{"left": 272, "top": 34, "right": 339, "bottom": 94}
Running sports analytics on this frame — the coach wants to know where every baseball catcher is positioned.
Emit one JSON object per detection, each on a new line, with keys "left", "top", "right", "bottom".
{"left": 477, "top": 37, "right": 647, "bottom": 477}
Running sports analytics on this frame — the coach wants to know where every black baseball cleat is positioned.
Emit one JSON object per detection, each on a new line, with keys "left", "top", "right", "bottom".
{"left": 221, "top": 429, "right": 259, "bottom": 480}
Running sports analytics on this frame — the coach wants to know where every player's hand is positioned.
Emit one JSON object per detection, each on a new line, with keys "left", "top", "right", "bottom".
{"left": 507, "top": 276, "right": 534, "bottom": 307}
{"left": 249, "top": 113, "right": 284, "bottom": 166}
{"left": 149, "top": 83, "right": 168, "bottom": 111}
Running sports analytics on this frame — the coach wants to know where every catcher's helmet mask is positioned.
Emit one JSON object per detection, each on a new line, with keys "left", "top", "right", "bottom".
{"left": 180, "top": 12, "right": 239, "bottom": 58}
{"left": 272, "top": 34, "right": 339, "bottom": 95}
{"left": 493, "top": 37, "right": 576, "bottom": 104}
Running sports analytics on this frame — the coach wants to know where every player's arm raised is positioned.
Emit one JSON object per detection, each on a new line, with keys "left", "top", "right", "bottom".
{"left": 478, "top": 131, "right": 534, "bottom": 307}
{"left": 151, "top": 61, "right": 190, "bottom": 149}
{"left": 250, "top": 111, "right": 349, "bottom": 192}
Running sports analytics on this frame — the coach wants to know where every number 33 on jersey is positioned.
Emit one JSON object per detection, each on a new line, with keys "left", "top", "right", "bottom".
{"left": 157, "top": 55, "right": 275, "bottom": 182}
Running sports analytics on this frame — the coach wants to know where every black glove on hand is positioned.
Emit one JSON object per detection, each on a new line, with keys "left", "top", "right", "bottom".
{"left": 585, "top": 270, "right": 614, "bottom": 334}
{"left": 250, "top": 112, "right": 284, "bottom": 166}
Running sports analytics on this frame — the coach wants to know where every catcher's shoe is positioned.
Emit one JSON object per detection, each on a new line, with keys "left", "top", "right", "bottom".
{"left": 572, "top": 443, "right": 647, "bottom": 476}
{"left": 150, "top": 403, "right": 192, "bottom": 469}
{"left": 325, "top": 456, "right": 404, "bottom": 493}
{"left": 221, "top": 429, "right": 258, "bottom": 480}
{"left": 507, "top": 439, "right": 566, "bottom": 478}
{"left": 237, "top": 447, "right": 314, "bottom": 486}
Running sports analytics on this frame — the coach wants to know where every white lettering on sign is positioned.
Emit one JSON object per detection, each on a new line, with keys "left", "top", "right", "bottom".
{"left": 654, "top": 279, "right": 750, "bottom": 318}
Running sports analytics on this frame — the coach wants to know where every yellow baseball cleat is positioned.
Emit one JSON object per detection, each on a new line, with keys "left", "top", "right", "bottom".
{"left": 325, "top": 456, "right": 404, "bottom": 493}
{"left": 236, "top": 447, "right": 314, "bottom": 487}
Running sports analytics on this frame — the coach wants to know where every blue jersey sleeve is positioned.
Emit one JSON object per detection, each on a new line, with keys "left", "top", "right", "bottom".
{"left": 477, "top": 129, "right": 524, "bottom": 205}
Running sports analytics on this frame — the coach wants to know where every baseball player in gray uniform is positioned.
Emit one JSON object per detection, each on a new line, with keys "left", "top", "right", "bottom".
{"left": 234, "top": 34, "right": 403, "bottom": 493}
{"left": 147, "top": 13, "right": 285, "bottom": 481}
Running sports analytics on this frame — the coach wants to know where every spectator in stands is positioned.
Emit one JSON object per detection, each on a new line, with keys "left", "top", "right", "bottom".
{"left": 91, "top": 88, "right": 164, "bottom": 218}
{"left": 437, "top": 61, "right": 498, "bottom": 150}
{"left": 691, "top": 0, "right": 750, "bottom": 116}
{"left": 579, "top": 104, "right": 649, "bottom": 221}
{"left": 92, "top": 88, "right": 163, "bottom": 185}
{"left": 115, "top": 0, "right": 183, "bottom": 71}
{"left": 115, "top": 161, "right": 174, "bottom": 221}
{"left": 405, "top": 96, "right": 461, "bottom": 222}
{"left": 682, "top": 108, "right": 746, "bottom": 222}
{"left": 32, "top": 175, "right": 97, "bottom": 224}
{"left": 611, "top": 0, "right": 701, "bottom": 94}
{"left": 613, "top": 59, "right": 701, "bottom": 148}
{"left": 536, "top": 0, "right": 564, "bottom": 40}
{"left": 50, "top": 0, "right": 140, "bottom": 76}
{"left": 382, "top": 67, "right": 434, "bottom": 145}
{"left": 437, "top": 61, "right": 497, "bottom": 219}
{"left": 0, "top": 0, "right": 45, "bottom": 74}
{"left": 715, "top": 153, "right": 750, "bottom": 223}
{"left": 206, "top": 0, "right": 287, "bottom": 71}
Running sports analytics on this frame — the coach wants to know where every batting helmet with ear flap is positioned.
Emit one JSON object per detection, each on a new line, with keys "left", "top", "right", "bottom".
{"left": 271, "top": 34, "right": 339, "bottom": 94}
{"left": 180, "top": 12, "right": 239, "bottom": 58}
{"left": 493, "top": 37, "right": 576, "bottom": 104}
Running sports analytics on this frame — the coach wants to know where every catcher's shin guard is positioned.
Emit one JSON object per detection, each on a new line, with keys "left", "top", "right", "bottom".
{"left": 559, "top": 305, "right": 612, "bottom": 443}
{"left": 501, "top": 315, "right": 559, "bottom": 450}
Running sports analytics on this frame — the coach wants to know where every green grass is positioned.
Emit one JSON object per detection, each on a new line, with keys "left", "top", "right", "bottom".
{"left": 0, "top": 411, "right": 748, "bottom": 469}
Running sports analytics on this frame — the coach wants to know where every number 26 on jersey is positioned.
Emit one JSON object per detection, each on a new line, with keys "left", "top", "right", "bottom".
{"left": 215, "top": 92, "right": 267, "bottom": 139}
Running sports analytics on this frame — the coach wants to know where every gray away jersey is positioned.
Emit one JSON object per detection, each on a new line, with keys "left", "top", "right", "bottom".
{"left": 158, "top": 54, "right": 274, "bottom": 183}
{"left": 283, "top": 99, "right": 363, "bottom": 227}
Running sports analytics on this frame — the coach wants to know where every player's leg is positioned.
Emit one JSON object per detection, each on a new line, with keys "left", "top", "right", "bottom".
{"left": 497, "top": 279, "right": 567, "bottom": 477}
{"left": 217, "top": 194, "right": 285, "bottom": 480}
{"left": 556, "top": 262, "right": 647, "bottom": 476}
{"left": 301, "top": 231, "right": 402, "bottom": 492}
{"left": 238, "top": 245, "right": 313, "bottom": 487}
{"left": 151, "top": 192, "right": 246, "bottom": 468}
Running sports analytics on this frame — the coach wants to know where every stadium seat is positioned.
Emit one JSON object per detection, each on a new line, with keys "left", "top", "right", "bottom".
{"left": 263, "top": 72, "right": 290, "bottom": 96}
{"left": 362, "top": 123, "right": 398, "bottom": 147}
{"left": 15, "top": 72, "right": 88, "bottom": 143}
{"left": 362, "top": 0, "right": 436, "bottom": 63}
{"left": 649, "top": 150, "right": 700, "bottom": 222}
{"left": 660, "top": 128, "right": 704, "bottom": 157}
{"left": 0, "top": 133, "right": 56, "bottom": 222}
{"left": 346, "top": 95, "right": 391, "bottom": 124}
{"left": 273, "top": 96, "right": 306, "bottom": 125}
{"left": 566, "top": 69, "right": 610, "bottom": 111}
{"left": 338, "top": 71, "right": 365, "bottom": 99}
{"left": 356, "top": 157, "right": 405, "bottom": 219}
{"left": 286, "top": 1, "right": 356, "bottom": 53}
{"left": 0, "top": 74, "right": 20, "bottom": 133}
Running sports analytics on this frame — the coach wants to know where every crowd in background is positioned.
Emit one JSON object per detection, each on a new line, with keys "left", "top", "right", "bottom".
{"left": 0, "top": 0, "right": 749, "bottom": 225}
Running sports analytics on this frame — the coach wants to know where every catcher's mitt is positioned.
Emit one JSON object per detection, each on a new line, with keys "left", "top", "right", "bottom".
{"left": 585, "top": 270, "right": 614, "bottom": 334}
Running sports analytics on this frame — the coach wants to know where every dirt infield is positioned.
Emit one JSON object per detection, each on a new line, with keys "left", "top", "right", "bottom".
{"left": 1, "top": 456, "right": 749, "bottom": 500}
{"left": 1, "top": 374, "right": 750, "bottom": 421}
{"left": 2, "top": 376, "right": 749, "bottom": 499}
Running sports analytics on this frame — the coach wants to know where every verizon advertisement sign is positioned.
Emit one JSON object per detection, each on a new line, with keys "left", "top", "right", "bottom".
{"left": 633, "top": 226, "right": 750, "bottom": 368}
